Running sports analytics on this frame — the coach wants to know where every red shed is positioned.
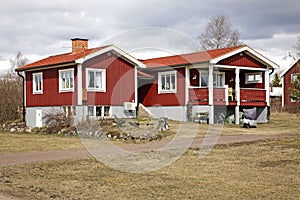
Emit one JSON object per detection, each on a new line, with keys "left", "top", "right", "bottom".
{"left": 280, "top": 59, "right": 300, "bottom": 110}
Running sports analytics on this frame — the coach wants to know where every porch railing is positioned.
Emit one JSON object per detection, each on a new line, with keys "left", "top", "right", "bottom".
{"left": 240, "top": 88, "right": 266, "bottom": 106}
{"left": 189, "top": 87, "right": 266, "bottom": 106}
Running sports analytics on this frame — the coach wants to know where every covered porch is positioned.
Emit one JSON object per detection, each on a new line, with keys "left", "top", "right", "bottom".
{"left": 186, "top": 65, "right": 270, "bottom": 124}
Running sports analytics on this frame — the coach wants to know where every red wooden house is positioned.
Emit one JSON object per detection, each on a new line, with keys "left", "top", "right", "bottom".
{"left": 280, "top": 59, "right": 300, "bottom": 110}
{"left": 16, "top": 38, "right": 145, "bottom": 127}
{"left": 138, "top": 45, "right": 279, "bottom": 124}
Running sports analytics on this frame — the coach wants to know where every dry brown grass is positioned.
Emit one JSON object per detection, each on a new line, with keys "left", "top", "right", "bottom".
{"left": 0, "top": 136, "right": 299, "bottom": 199}
{"left": 0, "top": 112, "right": 299, "bottom": 155}
{"left": 0, "top": 132, "right": 83, "bottom": 155}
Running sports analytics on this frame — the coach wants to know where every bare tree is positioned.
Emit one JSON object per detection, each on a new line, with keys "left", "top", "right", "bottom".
{"left": 293, "top": 36, "right": 300, "bottom": 57}
{"left": 199, "top": 15, "right": 242, "bottom": 50}
{"left": 0, "top": 52, "right": 28, "bottom": 122}
{"left": 9, "top": 51, "right": 28, "bottom": 78}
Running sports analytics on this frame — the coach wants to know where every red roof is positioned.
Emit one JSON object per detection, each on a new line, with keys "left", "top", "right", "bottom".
{"left": 16, "top": 46, "right": 110, "bottom": 71}
{"left": 142, "top": 46, "right": 244, "bottom": 68}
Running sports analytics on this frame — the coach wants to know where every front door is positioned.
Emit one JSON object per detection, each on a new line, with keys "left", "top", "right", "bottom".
{"left": 36, "top": 109, "right": 42, "bottom": 127}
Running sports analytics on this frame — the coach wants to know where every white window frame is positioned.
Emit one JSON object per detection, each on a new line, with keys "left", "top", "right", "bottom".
{"left": 158, "top": 71, "right": 177, "bottom": 94}
{"left": 86, "top": 68, "right": 106, "bottom": 92}
{"left": 32, "top": 72, "right": 43, "bottom": 94}
{"left": 59, "top": 68, "right": 74, "bottom": 92}
{"left": 245, "top": 72, "right": 262, "bottom": 84}
{"left": 199, "top": 71, "right": 225, "bottom": 87}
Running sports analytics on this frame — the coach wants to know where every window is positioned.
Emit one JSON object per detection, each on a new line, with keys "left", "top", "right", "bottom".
{"left": 93, "top": 106, "right": 110, "bottom": 118}
{"left": 158, "top": 71, "right": 176, "bottom": 93}
{"left": 96, "top": 106, "right": 102, "bottom": 117}
{"left": 291, "top": 73, "right": 299, "bottom": 83}
{"left": 104, "top": 106, "right": 110, "bottom": 116}
{"left": 200, "top": 72, "right": 224, "bottom": 87}
{"left": 33, "top": 72, "right": 43, "bottom": 94}
{"left": 245, "top": 72, "right": 262, "bottom": 84}
{"left": 59, "top": 69, "right": 74, "bottom": 92}
{"left": 200, "top": 73, "right": 208, "bottom": 87}
{"left": 62, "top": 106, "right": 76, "bottom": 116}
{"left": 88, "top": 106, "right": 94, "bottom": 116}
{"left": 86, "top": 68, "right": 106, "bottom": 92}
{"left": 213, "top": 73, "right": 224, "bottom": 87}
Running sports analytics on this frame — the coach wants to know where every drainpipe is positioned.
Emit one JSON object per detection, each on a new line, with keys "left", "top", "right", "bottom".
{"left": 269, "top": 67, "right": 275, "bottom": 76}
{"left": 17, "top": 71, "right": 25, "bottom": 122}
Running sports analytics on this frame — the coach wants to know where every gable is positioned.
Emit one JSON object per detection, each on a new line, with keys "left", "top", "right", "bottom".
{"left": 280, "top": 59, "right": 300, "bottom": 78}
{"left": 218, "top": 52, "right": 267, "bottom": 68}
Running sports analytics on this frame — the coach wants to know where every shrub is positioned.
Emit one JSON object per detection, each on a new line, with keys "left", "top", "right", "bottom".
{"left": 43, "top": 110, "right": 72, "bottom": 133}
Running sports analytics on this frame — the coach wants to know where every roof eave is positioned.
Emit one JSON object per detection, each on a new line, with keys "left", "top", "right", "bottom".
{"left": 15, "top": 61, "right": 76, "bottom": 72}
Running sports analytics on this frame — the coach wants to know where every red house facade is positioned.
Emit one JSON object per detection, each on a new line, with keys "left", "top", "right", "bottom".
{"left": 280, "top": 59, "right": 300, "bottom": 109}
{"left": 138, "top": 45, "right": 278, "bottom": 124}
{"left": 16, "top": 39, "right": 145, "bottom": 127}
{"left": 17, "top": 40, "right": 278, "bottom": 127}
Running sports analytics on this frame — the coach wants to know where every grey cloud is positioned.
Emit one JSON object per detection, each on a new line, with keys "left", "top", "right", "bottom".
{"left": 0, "top": 0, "right": 300, "bottom": 60}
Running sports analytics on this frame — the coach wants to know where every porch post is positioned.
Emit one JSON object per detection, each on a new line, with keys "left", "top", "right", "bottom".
{"left": 77, "top": 63, "right": 83, "bottom": 106}
{"left": 134, "top": 66, "right": 138, "bottom": 107}
{"left": 208, "top": 65, "right": 214, "bottom": 124}
{"left": 185, "top": 66, "right": 190, "bottom": 105}
{"left": 235, "top": 68, "right": 240, "bottom": 124}
{"left": 265, "top": 69, "right": 270, "bottom": 106}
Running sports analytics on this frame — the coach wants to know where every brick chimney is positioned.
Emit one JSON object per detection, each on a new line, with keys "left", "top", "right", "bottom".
{"left": 71, "top": 38, "right": 88, "bottom": 53}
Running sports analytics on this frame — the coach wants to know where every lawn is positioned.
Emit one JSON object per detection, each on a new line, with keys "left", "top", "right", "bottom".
{"left": 0, "top": 136, "right": 299, "bottom": 199}
{"left": 0, "top": 112, "right": 299, "bottom": 154}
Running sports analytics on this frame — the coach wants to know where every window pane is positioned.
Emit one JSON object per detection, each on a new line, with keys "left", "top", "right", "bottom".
{"left": 171, "top": 74, "right": 175, "bottom": 90}
{"left": 95, "top": 72, "right": 102, "bottom": 89}
{"left": 248, "top": 75, "right": 254, "bottom": 82}
{"left": 216, "top": 74, "right": 223, "bottom": 87}
{"left": 88, "top": 106, "right": 94, "bottom": 116}
{"left": 255, "top": 74, "right": 261, "bottom": 81}
{"left": 104, "top": 106, "right": 110, "bottom": 116}
{"left": 166, "top": 74, "right": 170, "bottom": 90}
{"left": 161, "top": 75, "right": 166, "bottom": 90}
{"left": 88, "top": 71, "right": 94, "bottom": 88}
{"left": 201, "top": 73, "right": 208, "bottom": 87}
{"left": 96, "top": 106, "right": 102, "bottom": 116}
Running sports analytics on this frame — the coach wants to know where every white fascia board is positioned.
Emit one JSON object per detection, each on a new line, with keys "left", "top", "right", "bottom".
{"left": 75, "top": 45, "right": 146, "bottom": 68}
{"left": 280, "top": 58, "right": 299, "bottom": 78}
{"left": 210, "top": 46, "right": 280, "bottom": 70}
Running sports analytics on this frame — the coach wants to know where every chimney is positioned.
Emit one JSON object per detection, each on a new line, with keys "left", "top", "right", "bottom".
{"left": 71, "top": 38, "right": 88, "bottom": 53}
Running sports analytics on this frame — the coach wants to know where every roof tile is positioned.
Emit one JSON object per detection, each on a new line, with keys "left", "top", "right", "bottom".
{"left": 142, "top": 46, "right": 244, "bottom": 68}
{"left": 17, "top": 46, "right": 109, "bottom": 71}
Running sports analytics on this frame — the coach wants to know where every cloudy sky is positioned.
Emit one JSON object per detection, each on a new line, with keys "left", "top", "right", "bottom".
{"left": 1, "top": 0, "right": 300, "bottom": 73}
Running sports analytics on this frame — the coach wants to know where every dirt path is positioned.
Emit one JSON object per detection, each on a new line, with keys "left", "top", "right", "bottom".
{"left": 0, "top": 134, "right": 294, "bottom": 167}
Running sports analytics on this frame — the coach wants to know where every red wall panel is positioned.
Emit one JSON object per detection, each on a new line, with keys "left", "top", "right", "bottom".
{"left": 83, "top": 53, "right": 135, "bottom": 106}
{"left": 219, "top": 53, "right": 267, "bottom": 68}
{"left": 139, "top": 68, "right": 186, "bottom": 106}
{"left": 26, "top": 66, "right": 78, "bottom": 107}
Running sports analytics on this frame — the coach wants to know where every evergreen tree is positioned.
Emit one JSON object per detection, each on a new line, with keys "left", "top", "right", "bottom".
{"left": 270, "top": 73, "right": 282, "bottom": 87}
{"left": 290, "top": 72, "right": 300, "bottom": 102}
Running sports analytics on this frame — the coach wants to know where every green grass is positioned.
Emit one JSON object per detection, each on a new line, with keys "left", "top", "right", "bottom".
{"left": 1, "top": 136, "right": 299, "bottom": 199}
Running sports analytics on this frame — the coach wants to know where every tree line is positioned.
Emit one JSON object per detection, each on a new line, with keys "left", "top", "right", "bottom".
{"left": 0, "top": 52, "right": 28, "bottom": 122}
